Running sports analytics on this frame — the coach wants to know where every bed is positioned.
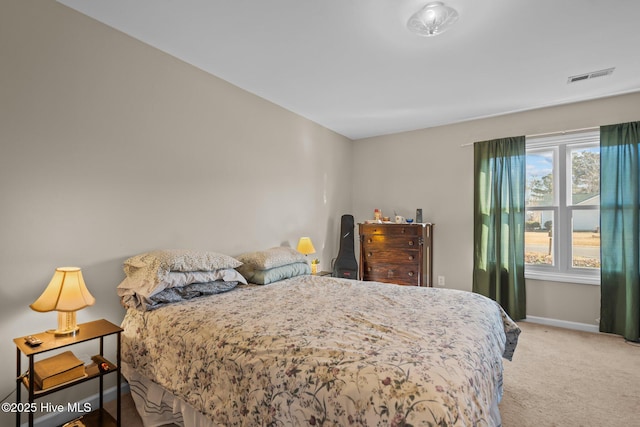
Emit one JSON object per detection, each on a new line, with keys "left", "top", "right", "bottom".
{"left": 118, "top": 250, "right": 519, "bottom": 427}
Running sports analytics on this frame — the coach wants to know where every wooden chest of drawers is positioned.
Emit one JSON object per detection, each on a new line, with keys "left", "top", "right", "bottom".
{"left": 359, "top": 223, "right": 433, "bottom": 287}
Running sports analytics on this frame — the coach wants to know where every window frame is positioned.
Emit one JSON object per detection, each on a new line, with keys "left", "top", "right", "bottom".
{"left": 525, "top": 131, "right": 601, "bottom": 285}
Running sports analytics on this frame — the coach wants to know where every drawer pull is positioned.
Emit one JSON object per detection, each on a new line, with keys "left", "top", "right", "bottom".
{"left": 408, "top": 240, "right": 414, "bottom": 246}
{"left": 408, "top": 271, "right": 414, "bottom": 277}
{"left": 368, "top": 238, "right": 372, "bottom": 243}
{"left": 408, "top": 255, "right": 414, "bottom": 261}
{"left": 367, "top": 252, "right": 373, "bottom": 257}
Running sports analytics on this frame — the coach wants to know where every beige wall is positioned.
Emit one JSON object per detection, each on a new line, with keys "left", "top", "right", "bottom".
{"left": 352, "top": 91, "right": 640, "bottom": 327}
{"left": 0, "top": 1, "right": 352, "bottom": 423}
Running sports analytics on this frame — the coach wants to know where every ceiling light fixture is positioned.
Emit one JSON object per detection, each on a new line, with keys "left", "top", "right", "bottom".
{"left": 407, "top": 2, "right": 459, "bottom": 37}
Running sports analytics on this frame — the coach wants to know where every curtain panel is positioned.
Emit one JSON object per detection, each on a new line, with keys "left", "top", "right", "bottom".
{"left": 600, "top": 121, "right": 640, "bottom": 342}
{"left": 473, "top": 136, "right": 526, "bottom": 320}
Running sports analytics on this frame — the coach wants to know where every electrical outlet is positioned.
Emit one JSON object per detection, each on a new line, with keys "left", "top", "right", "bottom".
{"left": 437, "top": 275, "right": 445, "bottom": 287}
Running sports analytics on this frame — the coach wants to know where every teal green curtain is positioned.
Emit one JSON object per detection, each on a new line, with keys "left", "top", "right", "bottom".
{"left": 473, "top": 136, "right": 526, "bottom": 320}
{"left": 600, "top": 121, "right": 640, "bottom": 342}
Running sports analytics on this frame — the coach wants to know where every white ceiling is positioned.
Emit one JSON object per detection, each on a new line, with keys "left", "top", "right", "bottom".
{"left": 58, "top": 0, "right": 640, "bottom": 140}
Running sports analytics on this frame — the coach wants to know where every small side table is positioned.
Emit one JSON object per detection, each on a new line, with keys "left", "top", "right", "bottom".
{"left": 14, "top": 319, "right": 122, "bottom": 427}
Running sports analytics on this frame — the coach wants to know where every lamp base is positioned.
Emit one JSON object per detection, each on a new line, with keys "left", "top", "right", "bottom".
{"left": 46, "top": 311, "right": 80, "bottom": 336}
{"left": 47, "top": 326, "right": 80, "bottom": 336}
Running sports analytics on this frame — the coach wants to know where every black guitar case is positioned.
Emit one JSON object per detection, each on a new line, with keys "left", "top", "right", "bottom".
{"left": 333, "top": 214, "right": 358, "bottom": 279}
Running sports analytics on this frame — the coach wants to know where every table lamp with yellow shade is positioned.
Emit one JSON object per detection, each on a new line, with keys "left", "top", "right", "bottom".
{"left": 30, "top": 267, "right": 96, "bottom": 336}
{"left": 297, "top": 237, "right": 319, "bottom": 274}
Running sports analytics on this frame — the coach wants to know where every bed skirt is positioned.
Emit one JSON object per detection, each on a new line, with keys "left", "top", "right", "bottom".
{"left": 123, "top": 362, "right": 214, "bottom": 427}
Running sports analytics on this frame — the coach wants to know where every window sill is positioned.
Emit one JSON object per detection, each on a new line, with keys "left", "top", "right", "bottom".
{"left": 525, "top": 270, "right": 600, "bottom": 286}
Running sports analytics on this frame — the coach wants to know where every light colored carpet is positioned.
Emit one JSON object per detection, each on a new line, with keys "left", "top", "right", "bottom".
{"left": 109, "top": 321, "right": 640, "bottom": 426}
{"left": 500, "top": 321, "right": 640, "bottom": 426}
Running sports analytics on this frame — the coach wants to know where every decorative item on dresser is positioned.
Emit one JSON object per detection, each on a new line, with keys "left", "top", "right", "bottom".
{"left": 359, "top": 222, "right": 434, "bottom": 286}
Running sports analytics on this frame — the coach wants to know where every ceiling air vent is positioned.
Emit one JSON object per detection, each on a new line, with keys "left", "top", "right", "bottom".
{"left": 567, "top": 67, "right": 615, "bottom": 84}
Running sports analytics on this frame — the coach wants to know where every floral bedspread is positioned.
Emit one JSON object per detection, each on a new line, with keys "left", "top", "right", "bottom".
{"left": 121, "top": 275, "right": 520, "bottom": 426}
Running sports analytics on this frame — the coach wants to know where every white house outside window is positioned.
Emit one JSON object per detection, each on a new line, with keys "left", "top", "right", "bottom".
{"left": 525, "top": 130, "right": 600, "bottom": 285}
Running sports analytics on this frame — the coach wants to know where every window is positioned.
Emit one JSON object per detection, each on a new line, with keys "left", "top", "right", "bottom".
{"left": 525, "top": 131, "right": 600, "bottom": 285}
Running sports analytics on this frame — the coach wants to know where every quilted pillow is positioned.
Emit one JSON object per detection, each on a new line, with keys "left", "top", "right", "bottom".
{"left": 123, "top": 249, "right": 242, "bottom": 286}
{"left": 142, "top": 280, "right": 240, "bottom": 311}
{"left": 237, "top": 262, "right": 311, "bottom": 285}
{"left": 118, "top": 268, "right": 247, "bottom": 311}
{"left": 235, "top": 247, "right": 307, "bottom": 270}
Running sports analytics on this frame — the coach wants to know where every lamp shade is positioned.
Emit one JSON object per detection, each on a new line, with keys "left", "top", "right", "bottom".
{"left": 296, "top": 237, "right": 316, "bottom": 255}
{"left": 407, "top": 1, "right": 459, "bottom": 37}
{"left": 30, "top": 267, "right": 96, "bottom": 313}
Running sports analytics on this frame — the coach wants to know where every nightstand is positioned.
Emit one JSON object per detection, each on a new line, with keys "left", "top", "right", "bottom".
{"left": 14, "top": 319, "right": 122, "bottom": 427}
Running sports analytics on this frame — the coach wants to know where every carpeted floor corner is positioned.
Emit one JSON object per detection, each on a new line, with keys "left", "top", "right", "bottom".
{"left": 500, "top": 321, "right": 640, "bottom": 426}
